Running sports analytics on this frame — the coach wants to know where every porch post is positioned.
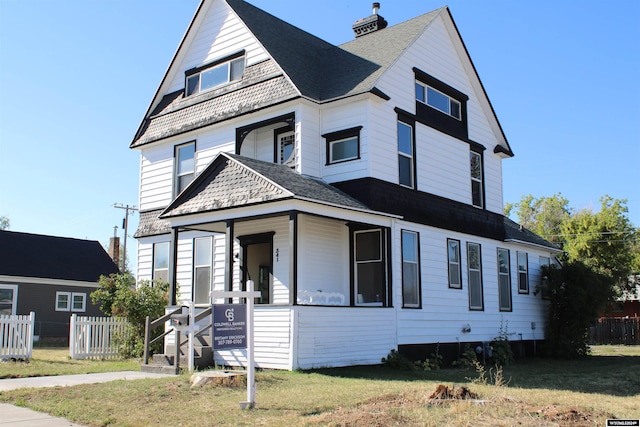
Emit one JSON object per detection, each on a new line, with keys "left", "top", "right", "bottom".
{"left": 225, "top": 219, "right": 235, "bottom": 292}
{"left": 288, "top": 211, "right": 298, "bottom": 305}
{"left": 168, "top": 227, "right": 179, "bottom": 306}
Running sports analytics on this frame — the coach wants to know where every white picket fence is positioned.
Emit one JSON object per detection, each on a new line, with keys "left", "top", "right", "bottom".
{"left": 69, "top": 314, "right": 128, "bottom": 360}
{"left": 0, "top": 312, "right": 36, "bottom": 359}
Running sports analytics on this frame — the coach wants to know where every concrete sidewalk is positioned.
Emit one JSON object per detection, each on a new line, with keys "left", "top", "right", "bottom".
{"left": 0, "top": 371, "right": 174, "bottom": 426}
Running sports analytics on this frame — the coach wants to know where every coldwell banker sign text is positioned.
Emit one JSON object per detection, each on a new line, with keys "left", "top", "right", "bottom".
{"left": 213, "top": 304, "right": 247, "bottom": 350}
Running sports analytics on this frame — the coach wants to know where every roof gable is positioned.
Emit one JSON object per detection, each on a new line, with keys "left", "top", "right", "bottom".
{"left": 0, "top": 231, "right": 119, "bottom": 282}
{"left": 160, "top": 153, "right": 370, "bottom": 218}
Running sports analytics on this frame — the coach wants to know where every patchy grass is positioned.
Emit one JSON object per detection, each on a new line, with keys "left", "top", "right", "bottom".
{"left": 0, "top": 348, "right": 139, "bottom": 379}
{"left": 0, "top": 345, "right": 638, "bottom": 426}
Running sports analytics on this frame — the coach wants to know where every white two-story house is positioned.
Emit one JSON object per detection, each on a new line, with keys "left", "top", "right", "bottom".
{"left": 131, "top": 0, "right": 560, "bottom": 370}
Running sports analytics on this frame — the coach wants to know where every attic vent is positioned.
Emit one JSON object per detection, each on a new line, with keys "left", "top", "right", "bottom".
{"left": 352, "top": 2, "right": 388, "bottom": 38}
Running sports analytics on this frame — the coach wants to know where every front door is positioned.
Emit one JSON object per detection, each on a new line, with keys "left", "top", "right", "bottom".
{"left": 240, "top": 233, "right": 273, "bottom": 304}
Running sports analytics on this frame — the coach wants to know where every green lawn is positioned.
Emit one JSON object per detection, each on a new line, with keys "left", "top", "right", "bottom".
{"left": 0, "top": 345, "right": 638, "bottom": 426}
{"left": 0, "top": 348, "right": 140, "bottom": 379}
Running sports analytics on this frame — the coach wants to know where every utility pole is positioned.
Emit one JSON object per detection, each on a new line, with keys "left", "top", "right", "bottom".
{"left": 113, "top": 203, "right": 138, "bottom": 272}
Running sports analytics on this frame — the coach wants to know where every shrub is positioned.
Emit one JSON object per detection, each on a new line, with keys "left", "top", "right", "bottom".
{"left": 91, "top": 274, "right": 170, "bottom": 358}
{"left": 452, "top": 344, "right": 477, "bottom": 369}
{"left": 490, "top": 321, "right": 514, "bottom": 366}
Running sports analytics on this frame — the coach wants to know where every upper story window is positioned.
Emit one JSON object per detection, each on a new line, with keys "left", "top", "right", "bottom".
{"left": 175, "top": 142, "right": 195, "bottom": 196}
{"left": 413, "top": 68, "right": 468, "bottom": 140}
{"left": 185, "top": 52, "right": 245, "bottom": 97}
{"left": 470, "top": 150, "right": 484, "bottom": 208}
{"left": 416, "top": 82, "right": 461, "bottom": 120}
{"left": 397, "top": 120, "right": 415, "bottom": 188}
{"left": 323, "top": 126, "right": 362, "bottom": 165}
{"left": 274, "top": 126, "right": 295, "bottom": 167}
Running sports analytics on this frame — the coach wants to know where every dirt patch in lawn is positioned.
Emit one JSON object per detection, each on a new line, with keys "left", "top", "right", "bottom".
{"left": 306, "top": 385, "right": 613, "bottom": 427}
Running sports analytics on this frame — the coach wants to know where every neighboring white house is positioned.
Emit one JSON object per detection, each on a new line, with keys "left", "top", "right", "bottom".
{"left": 131, "top": 0, "right": 560, "bottom": 370}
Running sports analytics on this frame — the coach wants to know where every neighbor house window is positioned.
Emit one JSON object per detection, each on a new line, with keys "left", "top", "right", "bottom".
{"left": 185, "top": 54, "right": 245, "bottom": 96}
{"left": 416, "top": 82, "right": 461, "bottom": 120}
{"left": 470, "top": 150, "right": 484, "bottom": 208}
{"left": 354, "top": 229, "right": 387, "bottom": 306}
{"left": 56, "top": 292, "right": 86, "bottom": 312}
{"left": 174, "top": 142, "right": 195, "bottom": 196}
{"left": 497, "top": 248, "right": 512, "bottom": 311}
{"left": 153, "top": 242, "right": 170, "bottom": 283}
{"left": 402, "top": 230, "right": 421, "bottom": 308}
{"left": 0, "top": 285, "right": 18, "bottom": 315}
{"left": 447, "top": 239, "right": 462, "bottom": 289}
{"left": 323, "top": 126, "right": 362, "bottom": 164}
{"left": 398, "top": 120, "right": 415, "bottom": 188}
{"left": 193, "top": 237, "right": 212, "bottom": 304}
{"left": 517, "top": 251, "right": 529, "bottom": 293}
{"left": 274, "top": 127, "right": 295, "bottom": 167}
{"left": 467, "top": 242, "right": 483, "bottom": 310}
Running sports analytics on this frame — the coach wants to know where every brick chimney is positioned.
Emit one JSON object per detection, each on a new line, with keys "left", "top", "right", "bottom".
{"left": 109, "top": 235, "right": 120, "bottom": 266}
{"left": 352, "top": 2, "right": 388, "bottom": 38}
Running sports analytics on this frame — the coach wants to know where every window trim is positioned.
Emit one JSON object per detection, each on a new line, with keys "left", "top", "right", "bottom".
{"left": 416, "top": 82, "right": 462, "bottom": 120}
{"left": 0, "top": 284, "right": 18, "bottom": 315}
{"left": 323, "top": 126, "right": 362, "bottom": 165}
{"left": 497, "top": 248, "right": 512, "bottom": 312}
{"left": 56, "top": 291, "right": 86, "bottom": 312}
{"left": 470, "top": 150, "right": 485, "bottom": 208}
{"left": 467, "top": 242, "right": 484, "bottom": 311}
{"left": 152, "top": 241, "right": 170, "bottom": 283}
{"left": 401, "top": 230, "right": 421, "bottom": 309}
{"left": 174, "top": 141, "right": 196, "bottom": 197}
{"left": 397, "top": 119, "right": 415, "bottom": 189}
{"left": 193, "top": 236, "right": 213, "bottom": 305}
{"left": 447, "top": 239, "right": 462, "bottom": 289}
{"left": 184, "top": 51, "right": 245, "bottom": 97}
{"left": 517, "top": 251, "right": 529, "bottom": 294}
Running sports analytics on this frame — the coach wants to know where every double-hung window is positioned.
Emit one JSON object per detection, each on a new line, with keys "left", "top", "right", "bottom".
{"left": 447, "top": 239, "right": 462, "bottom": 289}
{"left": 153, "top": 242, "right": 170, "bottom": 283}
{"left": 497, "top": 248, "right": 512, "bottom": 311}
{"left": 397, "top": 120, "right": 415, "bottom": 188}
{"left": 401, "top": 230, "right": 420, "bottom": 308}
{"left": 193, "top": 237, "right": 212, "bottom": 304}
{"left": 517, "top": 251, "right": 529, "bottom": 293}
{"left": 186, "top": 55, "right": 245, "bottom": 96}
{"left": 467, "top": 242, "right": 484, "bottom": 310}
{"left": 354, "top": 229, "right": 387, "bottom": 306}
{"left": 175, "top": 142, "right": 195, "bottom": 196}
{"left": 416, "top": 82, "right": 461, "bottom": 120}
{"left": 470, "top": 150, "right": 484, "bottom": 208}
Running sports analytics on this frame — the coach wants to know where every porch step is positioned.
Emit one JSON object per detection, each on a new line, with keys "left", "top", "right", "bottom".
{"left": 141, "top": 345, "right": 214, "bottom": 374}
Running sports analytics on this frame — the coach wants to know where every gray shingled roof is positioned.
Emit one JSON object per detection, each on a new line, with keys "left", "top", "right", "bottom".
{"left": 160, "top": 153, "right": 371, "bottom": 219}
{"left": 135, "top": 209, "right": 172, "bottom": 238}
{"left": 132, "top": 60, "right": 299, "bottom": 147}
{"left": 503, "top": 216, "right": 562, "bottom": 251}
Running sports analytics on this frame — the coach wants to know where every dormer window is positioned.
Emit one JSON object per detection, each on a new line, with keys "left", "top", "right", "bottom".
{"left": 416, "top": 83, "right": 461, "bottom": 120}
{"left": 185, "top": 52, "right": 245, "bottom": 97}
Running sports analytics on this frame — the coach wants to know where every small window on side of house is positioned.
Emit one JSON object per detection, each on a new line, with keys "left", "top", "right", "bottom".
{"left": 416, "top": 82, "right": 461, "bottom": 120}
{"left": 398, "top": 120, "right": 414, "bottom": 188}
{"left": 517, "top": 251, "right": 529, "bottom": 293}
{"left": 470, "top": 150, "right": 484, "bottom": 208}
{"left": 153, "top": 242, "right": 170, "bottom": 283}
{"left": 185, "top": 55, "right": 245, "bottom": 96}
{"left": 56, "top": 292, "right": 70, "bottom": 311}
{"left": 175, "top": 142, "right": 195, "bottom": 197}
{"left": 323, "top": 126, "right": 362, "bottom": 165}
{"left": 447, "top": 239, "right": 462, "bottom": 289}
{"left": 497, "top": 248, "right": 512, "bottom": 311}
{"left": 467, "top": 242, "right": 484, "bottom": 310}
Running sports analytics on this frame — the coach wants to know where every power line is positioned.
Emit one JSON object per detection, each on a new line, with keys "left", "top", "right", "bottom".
{"left": 113, "top": 203, "right": 138, "bottom": 272}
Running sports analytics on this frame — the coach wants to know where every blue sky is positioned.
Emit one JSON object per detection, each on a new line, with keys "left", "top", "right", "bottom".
{"left": 1, "top": 0, "right": 638, "bottom": 275}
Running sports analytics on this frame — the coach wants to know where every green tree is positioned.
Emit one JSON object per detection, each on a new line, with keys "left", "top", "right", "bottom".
{"left": 91, "top": 274, "right": 169, "bottom": 358}
{"left": 561, "top": 196, "right": 636, "bottom": 295}
{"left": 0, "top": 216, "right": 9, "bottom": 230}
{"left": 542, "top": 261, "right": 613, "bottom": 358}
{"left": 504, "top": 193, "right": 570, "bottom": 245}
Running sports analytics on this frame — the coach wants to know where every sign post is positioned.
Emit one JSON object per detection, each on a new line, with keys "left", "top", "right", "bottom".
{"left": 211, "top": 280, "right": 260, "bottom": 409}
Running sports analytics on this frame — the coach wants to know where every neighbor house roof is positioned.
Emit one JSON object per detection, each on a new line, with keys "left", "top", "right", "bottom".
{"left": 0, "top": 230, "right": 119, "bottom": 282}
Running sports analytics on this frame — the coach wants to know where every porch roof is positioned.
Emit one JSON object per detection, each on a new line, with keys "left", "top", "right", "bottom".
{"left": 159, "top": 153, "right": 373, "bottom": 219}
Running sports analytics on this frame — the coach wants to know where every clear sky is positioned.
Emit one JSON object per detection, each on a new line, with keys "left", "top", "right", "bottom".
{"left": 1, "top": 0, "right": 639, "bottom": 276}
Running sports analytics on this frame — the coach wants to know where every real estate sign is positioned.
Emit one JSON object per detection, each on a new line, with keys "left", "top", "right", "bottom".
{"left": 213, "top": 303, "right": 247, "bottom": 350}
